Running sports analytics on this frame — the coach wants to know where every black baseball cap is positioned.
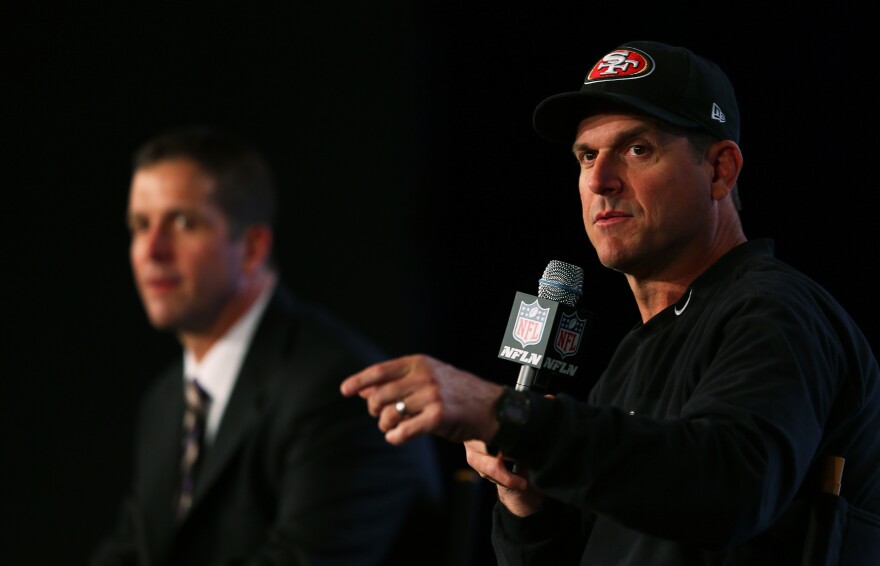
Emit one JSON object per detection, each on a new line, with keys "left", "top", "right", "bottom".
{"left": 533, "top": 40, "right": 740, "bottom": 145}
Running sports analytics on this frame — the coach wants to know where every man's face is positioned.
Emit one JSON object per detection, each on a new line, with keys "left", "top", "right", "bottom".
{"left": 127, "top": 158, "right": 246, "bottom": 333}
{"left": 573, "top": 113, "right": 716, "bottom": 279}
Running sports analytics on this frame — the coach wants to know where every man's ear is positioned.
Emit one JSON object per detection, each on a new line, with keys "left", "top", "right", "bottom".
{"left": 708, "top": 140, "right": 744, "bottom": 202}
{"left": 241, "top": 224, "right": 273, "bottom": 274}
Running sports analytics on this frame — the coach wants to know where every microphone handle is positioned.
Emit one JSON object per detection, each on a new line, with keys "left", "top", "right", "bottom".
{"left": 515, "top": 366, "right": 537, "bottom": 392}
{"left": 509, "top": 365, "right": 542, "bottom": 474}
{"left": 515, "top": 364, "right": 552, "bottom": 393}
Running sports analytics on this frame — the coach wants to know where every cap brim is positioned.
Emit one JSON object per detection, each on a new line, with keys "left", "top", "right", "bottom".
{"left": 533, "top": 91, "right": 704, "bottom": 144}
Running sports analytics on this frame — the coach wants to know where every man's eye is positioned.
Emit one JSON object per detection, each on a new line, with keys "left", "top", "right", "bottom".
{"left": 128, "top": 218, "right": 147, "bottom": 234}
{"left": 577, "top": 151, "right": 596, "bottom": 164}
{"left": 629, "top": 144, "right": 649, "bottom": 156}
{"left": 174, "top": 214, "right": 195, "bottom": 229}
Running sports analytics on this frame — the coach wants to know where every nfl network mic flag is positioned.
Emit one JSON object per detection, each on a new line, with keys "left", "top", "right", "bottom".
{"left": 498, "top": 291, "right": 592, "bottom": 387}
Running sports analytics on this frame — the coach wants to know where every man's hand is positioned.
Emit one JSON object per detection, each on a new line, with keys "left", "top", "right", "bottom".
{"left": 340, "top": 354, "right": 505, "bottom": 445}
{"left": 464, "top": 439, "right": 545, "bottom": 517}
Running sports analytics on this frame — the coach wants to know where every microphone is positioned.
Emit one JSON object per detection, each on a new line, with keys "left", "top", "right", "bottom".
{"left": 495, "top": 259, "right": 585, "bottom": 471}
{"left": 514, "top": 260, "right": 584, "bottom": 393}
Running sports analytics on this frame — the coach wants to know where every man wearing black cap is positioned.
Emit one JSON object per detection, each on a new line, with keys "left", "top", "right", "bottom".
{"left": 341, "top": 41, "right": 880, "bottom": 564}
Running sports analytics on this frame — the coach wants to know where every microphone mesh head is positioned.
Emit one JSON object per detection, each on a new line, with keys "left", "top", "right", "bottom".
{"left": 538, "top": 260, "right": 584, "bottom": 307}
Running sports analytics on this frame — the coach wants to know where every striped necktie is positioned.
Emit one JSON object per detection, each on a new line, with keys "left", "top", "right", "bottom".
{"left": 176, "top": 379, "right": 210, "bottom": 521}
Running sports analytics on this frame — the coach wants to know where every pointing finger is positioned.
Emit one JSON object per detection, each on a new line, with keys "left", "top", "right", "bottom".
{"left": 340, "top": 358, "right": 407, "bottom": 396}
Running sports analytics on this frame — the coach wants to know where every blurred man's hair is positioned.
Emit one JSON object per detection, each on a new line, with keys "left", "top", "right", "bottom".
{"left": 133, "top": 125, "right": 277, "bottom": 237}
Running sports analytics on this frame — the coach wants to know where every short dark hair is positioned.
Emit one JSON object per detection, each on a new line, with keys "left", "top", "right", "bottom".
{"left": 133, "top": 125, "right": 277, "bottom": 237}
{"left": 654, "top": 119, "right": 742, "bottom": 212}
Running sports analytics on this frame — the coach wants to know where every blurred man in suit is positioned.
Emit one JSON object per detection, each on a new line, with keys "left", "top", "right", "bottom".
{"left": 91, "top": 125, "right": 443, "bottom": 566}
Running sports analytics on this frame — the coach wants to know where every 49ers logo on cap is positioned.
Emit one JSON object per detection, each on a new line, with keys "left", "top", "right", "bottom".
{"left": 585, "top": 48, "right": 654, "bottom": 82}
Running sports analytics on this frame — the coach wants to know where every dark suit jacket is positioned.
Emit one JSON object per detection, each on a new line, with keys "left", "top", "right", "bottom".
{"left": 91, "top": 284, "right": 445, "bottom": 566}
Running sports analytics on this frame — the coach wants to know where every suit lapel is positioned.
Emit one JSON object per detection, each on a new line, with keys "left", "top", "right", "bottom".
{"left": 139, "top": 364, "right": 186, "bottom": 553}
{"left": 189, "top": 288, "right": 294, "bottom": 509}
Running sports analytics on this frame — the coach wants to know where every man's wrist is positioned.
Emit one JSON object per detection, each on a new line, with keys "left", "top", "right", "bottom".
{"left": 497, "top": 484, "right": 545, "bottom": 518}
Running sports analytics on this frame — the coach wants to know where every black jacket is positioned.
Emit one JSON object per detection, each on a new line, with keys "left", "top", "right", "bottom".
{"left": 491, "top": 240, "right": 880, "bottom": 565}
{"left": 92, "top": 284, "right": 445, "bottom": 566}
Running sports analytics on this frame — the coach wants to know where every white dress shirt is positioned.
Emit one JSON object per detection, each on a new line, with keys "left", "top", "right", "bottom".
{"left": 183, "top": 280, "right": 275, "bottom": 445}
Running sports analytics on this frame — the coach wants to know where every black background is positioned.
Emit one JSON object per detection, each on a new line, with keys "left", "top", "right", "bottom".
{"left": 4, "top": 3, "right": 877, "bottom": 565}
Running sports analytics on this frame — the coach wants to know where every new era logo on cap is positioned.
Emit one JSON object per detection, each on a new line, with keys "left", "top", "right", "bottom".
{"left": 711, "top": 102, "right": 726, "bottom": 124}
{"left": 533, "top": 41, "right": 740, "bottom": 145}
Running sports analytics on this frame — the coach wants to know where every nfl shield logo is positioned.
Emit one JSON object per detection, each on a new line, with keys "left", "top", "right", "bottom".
{"left": 554, "top": 311, "right": 586, "bottom": 358}
{"left": 513, "top": 300, "right": 549, "bottom": 347}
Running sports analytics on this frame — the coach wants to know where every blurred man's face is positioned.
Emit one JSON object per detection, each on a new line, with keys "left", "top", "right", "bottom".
{"left": 127, "top": 158, "right": 246, "bottom": 333}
